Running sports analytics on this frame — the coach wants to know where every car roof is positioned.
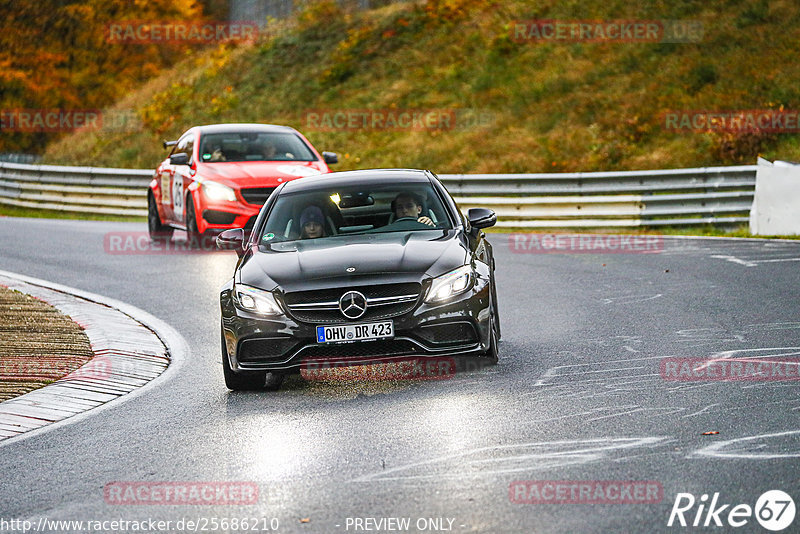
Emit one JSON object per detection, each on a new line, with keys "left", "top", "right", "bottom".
{"left": 194, "top": 123, "right": 299, "bottom": 134}
{"left": 281, "top": 169, "right": 432, "bottom": 193}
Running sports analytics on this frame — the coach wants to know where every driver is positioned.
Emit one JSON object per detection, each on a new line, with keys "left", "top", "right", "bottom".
{"left": 392, "top": 192, "right": 434, "bottom": 226}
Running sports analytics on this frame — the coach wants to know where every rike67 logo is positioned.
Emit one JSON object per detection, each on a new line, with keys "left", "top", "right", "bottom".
{"left": 668, "top": 490, "right": 796, "bottom": 531}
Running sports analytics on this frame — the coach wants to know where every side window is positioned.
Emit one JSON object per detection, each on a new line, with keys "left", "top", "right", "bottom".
{"left": 176, "top": 135, "right": 195, "bottom": 164}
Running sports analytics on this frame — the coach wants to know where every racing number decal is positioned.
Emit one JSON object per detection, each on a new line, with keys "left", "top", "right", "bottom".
{"left": 160, "top": 173, "right": 171, "bottom": 204}
{"left": 172, "top": 175, "right": 184, "bottom": 221}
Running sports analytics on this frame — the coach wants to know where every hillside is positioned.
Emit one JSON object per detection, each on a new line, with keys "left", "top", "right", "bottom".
{"left": 43, "top": 0, "right": 800, "bottom": 173}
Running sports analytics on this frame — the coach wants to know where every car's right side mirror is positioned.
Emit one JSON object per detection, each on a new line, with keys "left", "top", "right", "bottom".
{"left": 467, "top": 208, "right": 496, "bottom": 230}
{"left": 217, "top": 228, "right": 245, "bottom": 257}
{"left": 322, "top": 151, "right": 338, "bottom": 164}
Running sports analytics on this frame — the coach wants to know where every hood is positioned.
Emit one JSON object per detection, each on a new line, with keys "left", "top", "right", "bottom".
{"left": 238, "top": 230, "right": 468, "bottom": 292}
{"left": 198, "top": 160, "right": 327, "bottom": 187}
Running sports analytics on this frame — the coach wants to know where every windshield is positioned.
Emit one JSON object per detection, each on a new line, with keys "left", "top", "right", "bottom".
{"left": 198, "top": 131, "right": 317, "bottom": 162}
{"left": 258, "top": 182, "right": 452, "bottom": 243}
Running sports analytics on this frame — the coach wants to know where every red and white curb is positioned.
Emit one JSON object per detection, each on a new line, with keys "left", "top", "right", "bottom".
{"left": 0, "top": 271, "right": 188, "bottom": 443}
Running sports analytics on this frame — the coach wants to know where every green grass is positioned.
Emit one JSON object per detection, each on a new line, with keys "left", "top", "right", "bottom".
{"left": 0, "top": 204, "right": 145, "bottom": 223}
{"left": 26, "top": 0, "right": 800, "bottom": 237}
{"left": 41, "top": 0, "right": 800, "bottom": 173}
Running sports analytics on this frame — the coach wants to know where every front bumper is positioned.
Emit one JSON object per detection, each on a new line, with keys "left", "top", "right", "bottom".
{"left": 220, "top": 278, "right": 492, "bottom": 373}
{"left": 195, "top": 196, "right": 261, "bottom": 234}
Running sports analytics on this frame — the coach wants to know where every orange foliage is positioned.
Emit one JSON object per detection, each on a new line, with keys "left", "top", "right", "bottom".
{"left": 0, "top": 0, "right": 203, "bottom": 152}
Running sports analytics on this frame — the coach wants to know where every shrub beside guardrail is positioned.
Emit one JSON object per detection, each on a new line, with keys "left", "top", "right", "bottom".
{"left": 0, "top": 161, "right": 757, "bottom": 227}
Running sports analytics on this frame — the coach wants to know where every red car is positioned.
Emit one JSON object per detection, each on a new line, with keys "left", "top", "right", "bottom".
{"left": 148, "top": 123, "right": 337, "bottom": 241}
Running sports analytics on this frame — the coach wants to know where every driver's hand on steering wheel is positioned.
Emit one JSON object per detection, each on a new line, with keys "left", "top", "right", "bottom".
{"left": 418, "top": 216, "right": 434, "bottom": 226}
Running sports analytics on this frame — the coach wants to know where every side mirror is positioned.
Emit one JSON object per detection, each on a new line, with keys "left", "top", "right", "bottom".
{"left": 170, "top": 152, "right": 189, "bottom": 165}
{"left": 467, "top": 208, "right": 496, "bottom": 230}
{"left": 217, "top": 228, "right": 245, "bottom": 256}
{"left": 322, "top": 151, "right": 338, "bottom": 164}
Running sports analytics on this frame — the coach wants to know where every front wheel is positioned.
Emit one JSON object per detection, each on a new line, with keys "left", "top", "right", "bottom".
{"left": 185, "top": 194, "right": 203, "bottom": 245}
{"left": 221, "top": 328, "right": 272, "bottom": 390}
{"left": 481, "top": 295, "right": 500, "bottom": 364}
{"left": 148, "top": 192, "right": 173, "bottom": 241}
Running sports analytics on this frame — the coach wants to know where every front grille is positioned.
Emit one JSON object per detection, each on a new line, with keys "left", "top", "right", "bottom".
{"left": 240, "top": 187, "right": 276, "bottom": 206}
{"left": 283, "top": 283, "right": 421, "bottom": 324}
{"left": 298, "top": 339, "right": 418, "bottom": 360}
{"left": 239, "top": 337, "right": 297, "bottom": 362}
{"left": 202, "top": 209, "right": 237, "bottom": 225}
{"left": 418, "top": 321, "right": 478, "bottom": 345}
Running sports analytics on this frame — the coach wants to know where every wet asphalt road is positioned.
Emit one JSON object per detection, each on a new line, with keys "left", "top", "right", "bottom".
{"left": 0, "top": 217, "right": 799, "bottom": 533}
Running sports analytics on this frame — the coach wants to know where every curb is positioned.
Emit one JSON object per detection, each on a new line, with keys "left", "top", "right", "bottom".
{"left": 0, "top": 270, "right": 188, "bottom": 445}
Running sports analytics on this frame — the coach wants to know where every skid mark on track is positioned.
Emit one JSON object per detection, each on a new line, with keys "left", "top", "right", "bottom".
{"left": 600, "top": 294, "right": 663, "bottom": 305}
{"left": 533, "top": 355, "right": 663, "bottom": 388}
{"left": 350, "top": 437, "right": 671, "bottom": 482}
{"left": 682, "top": 404, "right": 720, "bottom": 418}
{"left": 693, "top": 430, "right": 800, "bottom": 459}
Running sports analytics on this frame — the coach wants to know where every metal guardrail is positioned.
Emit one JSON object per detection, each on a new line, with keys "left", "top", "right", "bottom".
{"left": 0, "top": 161, "right": 757, "bottom": 227}
{"left": 0, "top": 162, "right": 151, "bottom": 217}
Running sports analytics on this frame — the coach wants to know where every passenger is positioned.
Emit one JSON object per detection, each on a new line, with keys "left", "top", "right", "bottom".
{"left": 299, "top": 205, "right": 325, "bottom": 239}
{"left": 210, "top": 145, "right": 226, "bottom": 162}
{"left": 392, "top": 192, "right": 434, "bottom": 226}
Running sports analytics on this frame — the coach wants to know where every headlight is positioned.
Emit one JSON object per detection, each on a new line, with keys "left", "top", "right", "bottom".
{"left": 202, "top": 180, "right": 236, "bottom": 202}
{"left": 233, "top": 284, "right": 282, "bottom": 316}
{"left": 424, "top": 265, "right": 473, "bottom": 303}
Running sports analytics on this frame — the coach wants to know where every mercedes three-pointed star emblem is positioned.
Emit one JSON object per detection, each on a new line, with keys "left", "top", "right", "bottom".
{"left": 339, "top": 290, "right": 367, "bottom": 319}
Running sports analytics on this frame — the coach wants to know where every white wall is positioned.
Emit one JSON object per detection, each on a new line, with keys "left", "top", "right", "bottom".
{"left": 750, "top": 158, "right": 800, "bottom": 235}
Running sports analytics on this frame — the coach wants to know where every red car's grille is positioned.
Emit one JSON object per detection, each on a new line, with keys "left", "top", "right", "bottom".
{"left": 240, "top": 187, "right": 276, "bottom": 206}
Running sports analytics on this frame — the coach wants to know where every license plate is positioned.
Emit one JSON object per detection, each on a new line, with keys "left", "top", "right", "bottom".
{"left": 316, "top": 321, "right": 394, "bottom": 343}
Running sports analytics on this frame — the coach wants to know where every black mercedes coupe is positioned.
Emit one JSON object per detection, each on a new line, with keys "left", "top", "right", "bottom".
{"left": 217, "top": 169, "right": 500, "bottom": 390}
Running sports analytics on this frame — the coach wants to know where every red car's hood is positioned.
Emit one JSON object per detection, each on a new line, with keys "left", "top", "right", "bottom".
{"left": 197, "top": 160, "right": 327, "bottom": 187}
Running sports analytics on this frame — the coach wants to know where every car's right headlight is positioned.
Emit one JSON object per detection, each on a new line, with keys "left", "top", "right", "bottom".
{"left": 233, "top": 284, "right": 282, "bottom": 316}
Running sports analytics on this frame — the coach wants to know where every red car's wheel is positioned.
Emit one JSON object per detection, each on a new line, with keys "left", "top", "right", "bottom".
{"left": 185, "top": 193, "right": 203, "bottom": 246}
{"left": 148, "top": 192, "right": 173, "bottom": 242}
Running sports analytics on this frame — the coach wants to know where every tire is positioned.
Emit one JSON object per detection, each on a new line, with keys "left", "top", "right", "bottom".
{"left": 221, "top": 327, "right": 271, "bottom": 391}
{"left": 148, "top": 192, "right": 173, "bottom": 241}
{"left": 490, "top": 275, "right": 501, "bottom": 340}
{"left": 482, "top": 292, "right": 500, "bottom": 364}
{"left": 185, "top": 194, "right": 203, "bottom": 246}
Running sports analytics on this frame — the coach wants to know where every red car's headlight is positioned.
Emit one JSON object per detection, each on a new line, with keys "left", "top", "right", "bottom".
{"left": 202, "top": 180, "right": 237, "bottom": 202}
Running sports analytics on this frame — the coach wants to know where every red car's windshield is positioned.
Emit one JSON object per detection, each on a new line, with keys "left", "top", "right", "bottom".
{"left": 199, "top": 132, "right": 317, "bottom": 162}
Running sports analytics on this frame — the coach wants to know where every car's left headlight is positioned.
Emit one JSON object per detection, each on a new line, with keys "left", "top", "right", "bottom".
{"left": 424, "top": 265, "right": 473, "bottom": 303}
{"left": 233, "top": 284, "right": 282, "bottom": 316}
{"left": 202, "top": 180, "right": 237, "bottom": 202}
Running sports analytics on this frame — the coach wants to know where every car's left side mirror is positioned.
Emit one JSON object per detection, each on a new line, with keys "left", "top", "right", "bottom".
{"left": 217, "top": 228, "right": 245, "bottom": 257}
{"left": 169, "top": 152, "right": 189, "bottom": 165}
{"left": 322, "top": 151, "right": 338, "bottom": 164}
{"left": 467, "top": 208, "right": 496, "bottom": 230}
